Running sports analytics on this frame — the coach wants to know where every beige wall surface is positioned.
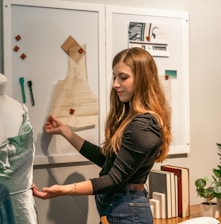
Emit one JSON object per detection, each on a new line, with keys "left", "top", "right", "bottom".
{"left": 2, "top": 0, "right": 221, "bottom": 223}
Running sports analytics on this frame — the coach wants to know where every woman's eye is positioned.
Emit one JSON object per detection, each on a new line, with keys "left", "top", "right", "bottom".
{"left": 113, "top": 73, "right": 129, "bottom": 81}
{"left": 120, "top": 75, "right": 128, "bottom": 80}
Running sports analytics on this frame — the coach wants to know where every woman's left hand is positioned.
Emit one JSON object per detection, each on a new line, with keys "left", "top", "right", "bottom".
{"left": 32, "top": 183, "right": 64, "bottom": 199}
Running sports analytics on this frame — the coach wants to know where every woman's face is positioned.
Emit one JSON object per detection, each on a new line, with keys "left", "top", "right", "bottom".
{"left": 112, "top": 61, "right": 135, "bottom": 103}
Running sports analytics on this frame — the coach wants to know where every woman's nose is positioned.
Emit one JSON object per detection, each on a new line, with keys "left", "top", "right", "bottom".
{"left": 113, "top": 78, "right": 120, "bottom": 88}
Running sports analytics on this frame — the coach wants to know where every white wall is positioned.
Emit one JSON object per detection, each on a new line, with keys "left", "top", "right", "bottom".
{"left": 2, "top": 0, "right": 221, "bottom": 223}
{"left": 34, "top": 163, "right": 101, "bottom": 224}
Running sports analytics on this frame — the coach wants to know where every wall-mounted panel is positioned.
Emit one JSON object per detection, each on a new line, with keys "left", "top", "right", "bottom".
{"left": 106, "top": 5, "right": 190, "bottom": 155}
{"left": 3, "top": 1, "right": 190, "bottom": 163}
{"left": 3, "top": 0, "right": 106, "bottom": 164}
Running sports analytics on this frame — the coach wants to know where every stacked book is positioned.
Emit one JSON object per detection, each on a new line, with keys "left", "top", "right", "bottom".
{"left": 148, "top": 165, "right": 190, "bottom": 219}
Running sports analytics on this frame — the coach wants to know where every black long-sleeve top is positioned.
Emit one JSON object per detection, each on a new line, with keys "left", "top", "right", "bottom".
{"left": 80, "top": 113, "right": 162, "bottom": 195}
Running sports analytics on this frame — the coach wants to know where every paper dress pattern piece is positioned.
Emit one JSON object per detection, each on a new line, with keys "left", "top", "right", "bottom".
{"left": 49, "top": 45, "right": 98, "bottom": 131}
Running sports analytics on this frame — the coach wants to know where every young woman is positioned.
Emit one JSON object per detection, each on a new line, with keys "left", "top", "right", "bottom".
{"left": 33, "top": 47, "right": 172, "bottom": 224}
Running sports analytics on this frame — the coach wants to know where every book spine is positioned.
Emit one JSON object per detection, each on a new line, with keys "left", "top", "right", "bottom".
{"left": 161, "top": 166, "right": 183, "bottom": 217}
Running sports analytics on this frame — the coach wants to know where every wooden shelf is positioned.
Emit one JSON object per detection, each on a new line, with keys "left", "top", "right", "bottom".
{"left": 154, "top": 204, "right": 221, "bottom": 223}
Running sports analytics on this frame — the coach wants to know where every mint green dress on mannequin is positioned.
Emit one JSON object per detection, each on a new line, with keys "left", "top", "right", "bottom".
{"left": 0, "top": 105, "right": 38, "bottom": 224}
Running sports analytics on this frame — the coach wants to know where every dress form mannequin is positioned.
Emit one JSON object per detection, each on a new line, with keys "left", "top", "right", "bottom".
{"left": 0, "top": 74, "right": 24, "bottom": 142}
{"left": 0, "top": 73, "right": 38, "bottom": 224}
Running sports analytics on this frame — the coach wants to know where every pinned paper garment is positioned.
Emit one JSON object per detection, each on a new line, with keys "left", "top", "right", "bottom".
{"left": 49, "top": 43, "right": 98, "bottom": 131}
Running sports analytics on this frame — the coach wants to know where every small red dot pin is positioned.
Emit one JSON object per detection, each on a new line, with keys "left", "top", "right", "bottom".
{"left": 13, "top": 45, "right": 20, "bottom": 52}
{"left": 20, "top": 53, "right": 27, "bottom": 60}
{"left": 78, "top": 48, "right": 84, "bottom": 54}
{"left": 69, "top": 108, "right": 75, "bottom": 115}
{"left": 15, "top": 35, "right": 21, "bottom": 41}
{"left": 165, "top": 75, "right": 169, "bottom": 80}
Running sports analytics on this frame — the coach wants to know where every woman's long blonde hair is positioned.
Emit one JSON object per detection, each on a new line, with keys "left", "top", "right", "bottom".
{"left": 102, "top": 47, "right": 172, "bottom": 162}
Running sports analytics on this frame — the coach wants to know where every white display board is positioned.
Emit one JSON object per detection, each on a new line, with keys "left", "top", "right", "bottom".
{"left": 3, "top": 0, "right": 106, "bottom": 164}
{"left": 3, "top": 1, "right": 190, "bottom": 165}
{"left": 106, "top": 6, "right": 190, "bottom": 155}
